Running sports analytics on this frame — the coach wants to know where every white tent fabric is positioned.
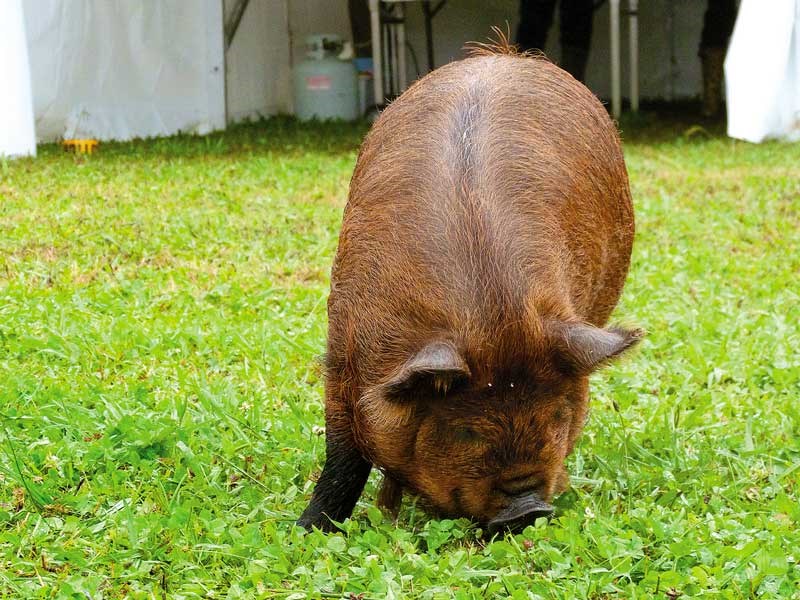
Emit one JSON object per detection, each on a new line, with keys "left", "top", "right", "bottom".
{"left": 1, "top": 0, "right": 37, "bottom": 158}
{"left": 24, "top": 0, "right": 226, "bottom": 142}
{"left": 725, "top": 0, "right": 800, "bottom": 142}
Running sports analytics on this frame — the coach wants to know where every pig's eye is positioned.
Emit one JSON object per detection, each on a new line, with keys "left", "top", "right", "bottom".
{"left": 453, "top": 426, "right": 482, "bottom": 443}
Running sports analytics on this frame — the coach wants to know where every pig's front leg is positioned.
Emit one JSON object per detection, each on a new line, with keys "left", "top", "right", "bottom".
{"left": 297, "top": 430, "right": 371, "bottom": 532}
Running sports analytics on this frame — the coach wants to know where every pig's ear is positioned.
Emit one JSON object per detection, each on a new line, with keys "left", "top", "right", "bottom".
{"left": 549, "top": 322, "right": 643, "bottom": 375}
{"left": 383, "top": 341, "right": 471, "bottom": 397}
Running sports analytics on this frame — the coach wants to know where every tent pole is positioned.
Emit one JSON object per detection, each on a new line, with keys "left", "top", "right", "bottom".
{"left": 609, "top": 0, "right": 621, "bottom": 118}
{"left": 369, "top": 0, "right": 384, "bottom": 105}
{"left": 629, "top": 0, "right": 639, "bottom": 112}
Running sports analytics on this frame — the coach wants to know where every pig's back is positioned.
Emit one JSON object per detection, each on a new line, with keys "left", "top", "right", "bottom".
{"left": 330, "top": 53, "right": 633, "bottom": 377}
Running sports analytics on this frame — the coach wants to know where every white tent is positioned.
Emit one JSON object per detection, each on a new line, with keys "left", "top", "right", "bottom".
{"left": 25, "top": 0, "right": 226, "bottom": 142}
{"left": 1, "top": 0, "right": 36, "bottom": 158}
{"left": 12, "top": 0, "right": 295, "bottom": 145}
{"left": 725, "top": 0, "right": 800, "bottom": 142}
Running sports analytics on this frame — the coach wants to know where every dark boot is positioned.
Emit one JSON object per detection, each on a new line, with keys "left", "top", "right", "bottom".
{"left": 701, "top": 47, "right": 726, "bottom": 117}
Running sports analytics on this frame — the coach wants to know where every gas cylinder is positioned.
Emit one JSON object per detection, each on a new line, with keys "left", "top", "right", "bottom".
{"left": 293, "top": 34, "right": 359, "bottom": 121}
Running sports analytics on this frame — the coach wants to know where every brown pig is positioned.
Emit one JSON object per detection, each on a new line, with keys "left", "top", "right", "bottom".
{"left": 298, "top": 42, "right": 642, "bottom": 534}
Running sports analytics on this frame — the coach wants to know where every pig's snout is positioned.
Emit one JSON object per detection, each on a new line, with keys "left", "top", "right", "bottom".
{"left": 486, "top": 493, "right": 554, "bottom": 535}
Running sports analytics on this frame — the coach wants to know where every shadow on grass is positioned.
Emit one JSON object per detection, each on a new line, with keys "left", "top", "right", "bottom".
{"left": 615, "top": 100, "right": 729, "bottom": 145}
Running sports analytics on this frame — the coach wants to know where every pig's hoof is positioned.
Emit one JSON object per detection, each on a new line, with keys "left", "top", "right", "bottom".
{"left": 296, "top": 512, "right": 341, "bottom": 533}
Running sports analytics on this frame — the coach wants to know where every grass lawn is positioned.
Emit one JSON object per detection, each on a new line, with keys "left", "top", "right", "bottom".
{"left": 1, "top": 112, "right": 799, "bottom": 599}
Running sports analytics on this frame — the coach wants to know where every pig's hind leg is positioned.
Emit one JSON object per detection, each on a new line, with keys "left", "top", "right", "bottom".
{"left": 376, "top": 474, "right": 403, "bottom": 517}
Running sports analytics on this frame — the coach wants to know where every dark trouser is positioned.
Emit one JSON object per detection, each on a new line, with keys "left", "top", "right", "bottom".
{"left": 699, "top": 0, "right": 738, "bottom": 116}
{"left": 700, "top": 0, "right": 737, "bottom": 53}
{"left": 517, "top": 0, "right": 594, "bottom": 81}
{"left": 348, "top": 0, "right": 372, "bottom": 57}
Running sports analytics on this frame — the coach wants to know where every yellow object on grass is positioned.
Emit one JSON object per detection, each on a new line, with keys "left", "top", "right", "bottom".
{"left": 63, "top": 139, "right": 98, "bottom": 154}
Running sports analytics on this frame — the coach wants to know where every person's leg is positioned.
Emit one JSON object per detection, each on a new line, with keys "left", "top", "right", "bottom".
{"left": 700, "top": 0, "right": 737, "bottom": 50}
{"left": 517, "top": 0, "right": 558, "bottom": 53}
{"left": 700, "top": 0, "right": 738, "bottom": 116}
{"left": 348, "top": 0, "right": 373, "bottom": 58}
{"left": 559, "top": 0, "right": 595, "bottom": 82}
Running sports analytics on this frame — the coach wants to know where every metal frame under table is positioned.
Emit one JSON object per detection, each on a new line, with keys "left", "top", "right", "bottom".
{"left": 368, "top": 0, "right": 639, "bottom": 118}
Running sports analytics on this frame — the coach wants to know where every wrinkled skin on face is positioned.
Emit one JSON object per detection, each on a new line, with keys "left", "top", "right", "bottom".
{"left": 355, "top": 330, "right": 639, "bottom": 527}
{"left": 363, "top": 379, "right": 583, "bottom": 523}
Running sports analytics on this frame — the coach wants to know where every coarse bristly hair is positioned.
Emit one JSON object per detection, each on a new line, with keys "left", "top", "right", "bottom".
{"left": 297, "top": 36, "right": 639, "bottom": 533}
{"left": 464, "top": 25, "right": 546, "bottom": 60}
